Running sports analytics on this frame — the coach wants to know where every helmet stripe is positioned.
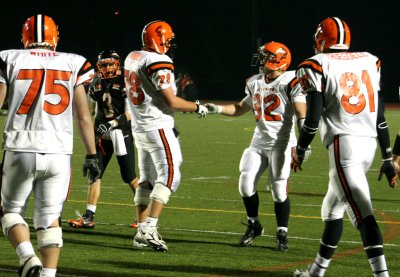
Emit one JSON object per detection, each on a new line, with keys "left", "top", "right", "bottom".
{"left": 36, "top": 14, "right": 43, "bottom": 43}
{"left": 332, "top": 17, "right": 345, "bottom": 45}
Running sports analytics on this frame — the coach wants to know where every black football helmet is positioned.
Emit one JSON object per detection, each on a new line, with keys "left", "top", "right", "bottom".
{"left": 96, "top": 50, "right": 121, "bottom": 79}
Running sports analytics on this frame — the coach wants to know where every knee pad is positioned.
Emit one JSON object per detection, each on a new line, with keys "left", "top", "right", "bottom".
{"left": 271, "top": 180, "right": 288, "bottom": 202}
{"left": 134, "top": 186, "right": 151, "bottom": 206}
{"left": 150, "top": 183, "right": 171, "bottom": 205}
{"left": 37, "top": 227, "right": 63, "bottom": 249}
{"left": 238, "top": 173, "right": 256, "bottom": 197}
{"left": 1, "top": 213, "right": 28, "bottom": 239}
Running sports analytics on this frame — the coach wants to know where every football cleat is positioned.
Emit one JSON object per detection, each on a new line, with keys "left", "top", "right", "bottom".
{"left": 275, "top": 229, "right": 289, "bottom": 251}
{"left": 239, "top": 220, "right": 264, "bottom": 247}
{"left": 130, "top": 220, "right": 138, "bottom": 228}
{"left": 293, "top": 268, "right": 314, "bottom": 277}
{"left": 133, "top": 226, "right": 168, "bottom": 252}
{"left": 68, "top": 210, "right": 95, "bottom": 229}
{"left": 18, "top": 255, "right": 42, "bottom": 277}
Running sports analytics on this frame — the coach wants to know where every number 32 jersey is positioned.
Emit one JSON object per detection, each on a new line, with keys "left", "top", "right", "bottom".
{"left": 296, "top": 52, "right": 381, "bottom": 146}
{"left": 244, "top": 71, "right": 304, "bottom": 150}
{"left": 0, "top": 49, "right": 94, "bottom": 154}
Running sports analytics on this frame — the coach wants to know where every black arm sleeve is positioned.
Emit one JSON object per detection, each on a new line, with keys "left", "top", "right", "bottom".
{"left": 297, "top": 91, "right": 323, "bottom": 151}
{"left": 376, "top": 95, "right": 392, "bottom": 159}
{"left": 115, "top": 113, "right": 128, "bottom": 127}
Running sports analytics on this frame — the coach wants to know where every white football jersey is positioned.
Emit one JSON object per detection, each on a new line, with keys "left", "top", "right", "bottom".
{"left": 124, "top": 50, "right": 177, "bottom": 132}
{"left": 244, "top": 70, "right": 303, "bottom": 150}
{"left": 0, "top": 49, "right": 94, "bottom": 154}
{"left": 296, "top": 52, "right": 380, "bottom": 146}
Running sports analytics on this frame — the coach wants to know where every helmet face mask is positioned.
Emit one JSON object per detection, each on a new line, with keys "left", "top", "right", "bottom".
{"left": 142, "top": 21, "right": 175, "bottom": 55}
{"left": 96, "top": 50, "right": 121, "bottom": 79}
{"left": 21, "top": 14, "right": 59, "bottom": 50}
{"left": 314, "top": 17, "right": 351, "bottom": 54}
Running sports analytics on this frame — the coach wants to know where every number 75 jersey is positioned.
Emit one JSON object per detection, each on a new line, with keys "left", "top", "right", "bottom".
{"left": 0, "top": 49, "right": 94, "bottom": 154}
{"left": 296, "top": 52, "right": 381, "bottom": 146}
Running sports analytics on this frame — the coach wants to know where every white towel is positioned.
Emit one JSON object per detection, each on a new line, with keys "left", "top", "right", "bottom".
{"left": 110, "top": 129, "right": 127, "bottom": 156}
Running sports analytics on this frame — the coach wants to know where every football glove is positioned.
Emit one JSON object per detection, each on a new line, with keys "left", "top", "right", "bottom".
{"left": 205, "top": 103, "right": 223, "bottom": 114}
{"left": 195, "top": 100, "right": 208, "bottom": 118}
{"left": 96, "top": 122, "right": 112, "bottom": 136}
{"left": 83, "top": 154, "right": 101, "bottom": 184}
{"left": 378, "top": 158, "right": 398, "bottom": 188}
{"left": 291, "top": 146, "right": 305, "bottom": 173}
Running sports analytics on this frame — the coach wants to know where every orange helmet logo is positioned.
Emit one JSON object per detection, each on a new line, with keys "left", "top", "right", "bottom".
{"left": 21, "top": 14, "right": 59, "bottom": 50}
{"left": 314, "top": 17, "right": 351, "bottom": 54}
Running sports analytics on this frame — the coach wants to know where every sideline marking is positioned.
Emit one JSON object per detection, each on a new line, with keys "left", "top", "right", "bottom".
{"left": 66, "top": 199, "right": 400, "bottom": 225}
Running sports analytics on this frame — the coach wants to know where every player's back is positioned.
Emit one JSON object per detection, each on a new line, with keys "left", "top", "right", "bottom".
{"left": 0, "top": 48, "right": 93, "bottom": 154}
{"left": 299, "top": 51, "right": 380, "bottom": 146}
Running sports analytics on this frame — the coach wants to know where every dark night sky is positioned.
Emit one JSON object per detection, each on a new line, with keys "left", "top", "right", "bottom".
{"left": 2, "top": 0, "right": 400, "bottom": 102}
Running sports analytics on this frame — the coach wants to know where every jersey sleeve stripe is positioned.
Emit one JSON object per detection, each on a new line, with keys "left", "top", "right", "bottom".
{"left": 289, "top": 77, "right": 298, "bottom": 89}
{"left": 78, "top": 60, "right": 93, "bottom": 77}
{"left": 376, "top": 59, "right": 381, "bottom": 71}
{"left": 77, "top": 60, "right": 94, "bottom": 86}
{"left": 146, "top": 61, "right": 174, "bottom": 75}
{"left": 287, "top": 77, "right": 298, "bottom": 97}
{"left": 298, "top": 59, "right": 323, "bottom": 75}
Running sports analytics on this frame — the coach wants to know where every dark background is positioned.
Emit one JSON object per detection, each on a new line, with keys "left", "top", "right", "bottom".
{"left": 2, "top": 0, "right": 399, "bottom": 102}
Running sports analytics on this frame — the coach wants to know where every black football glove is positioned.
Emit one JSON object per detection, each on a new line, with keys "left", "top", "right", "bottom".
{"left": 378, "top": 159, "right": 398, "bottom": 188}
{"left": 96, "top": 122, "right": 112, "bottom": 136}
{"left": 83, "top": 154, "right": 101, "bottom": 183}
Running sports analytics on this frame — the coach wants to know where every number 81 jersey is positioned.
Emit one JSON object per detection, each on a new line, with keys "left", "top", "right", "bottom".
{"left": 244, "top": 70, "right": 300, "bottom": 150}
{"left": 296, "top": 52, "right": 380, "bottom": 146}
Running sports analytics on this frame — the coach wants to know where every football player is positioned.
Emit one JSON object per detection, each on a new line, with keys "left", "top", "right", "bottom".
{"left": 124, "top": 20, "right": 208, "bottom": 252}
{"left": 205, "top": 41, "right": 309, "bottom": 251}
{"left": 68, "top": 50, "right": 139, "bottom": 229}
{"left": 0, "top": 14, "right": 100, "bottom": 277}
{"left": 292, "top": 17, "right": 396, "bottom": 277}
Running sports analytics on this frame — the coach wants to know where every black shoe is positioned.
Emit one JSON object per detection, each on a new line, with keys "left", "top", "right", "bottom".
{"left": 239, "top": 220, "right": 264, "bottom": 246}
{"left": 275, "top": 229, "right": 288, "bottom": 251}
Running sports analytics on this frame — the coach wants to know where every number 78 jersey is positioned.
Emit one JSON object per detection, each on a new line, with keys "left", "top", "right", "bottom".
{"left": 296, "top": 52, "right": 381, "bottom": 146}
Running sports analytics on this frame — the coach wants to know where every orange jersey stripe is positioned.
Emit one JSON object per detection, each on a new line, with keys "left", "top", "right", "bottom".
{"left": 289, "top": 77, "right": 298, "bottom": 89}
{"left": 146, "top": 62, "right": 174, "bottom": 76}
{"left": 376, "top": 59, "right": 381, "bottom": 71}
{"left": 298, "top": 59, "right": 323, "bottom": 75}
{"left": 78, "top": 60, "right": 93, "bottom": 77}
{"left": 158, "top": 129, "right": 174, "bottom": 189}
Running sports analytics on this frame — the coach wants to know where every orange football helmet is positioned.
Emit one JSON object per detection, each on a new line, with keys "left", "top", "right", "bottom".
{"left": 21, "top": 14, "right": 59, "bottom": 50}
{"left": 314, "top": 17, "right": 351, "bottom": 54}
{"left": 96, "top": 50, "right": 121, "bottom": 79}
{"left": 142, "top": 20, "right": 175, "bottom": 54}
{"left": 258, "top": 41, "right": 292, "bottom": 71}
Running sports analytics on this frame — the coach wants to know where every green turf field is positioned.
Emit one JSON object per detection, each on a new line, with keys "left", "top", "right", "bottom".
{"left": 1, "top": 107, "right": 400, "bottom": 277}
